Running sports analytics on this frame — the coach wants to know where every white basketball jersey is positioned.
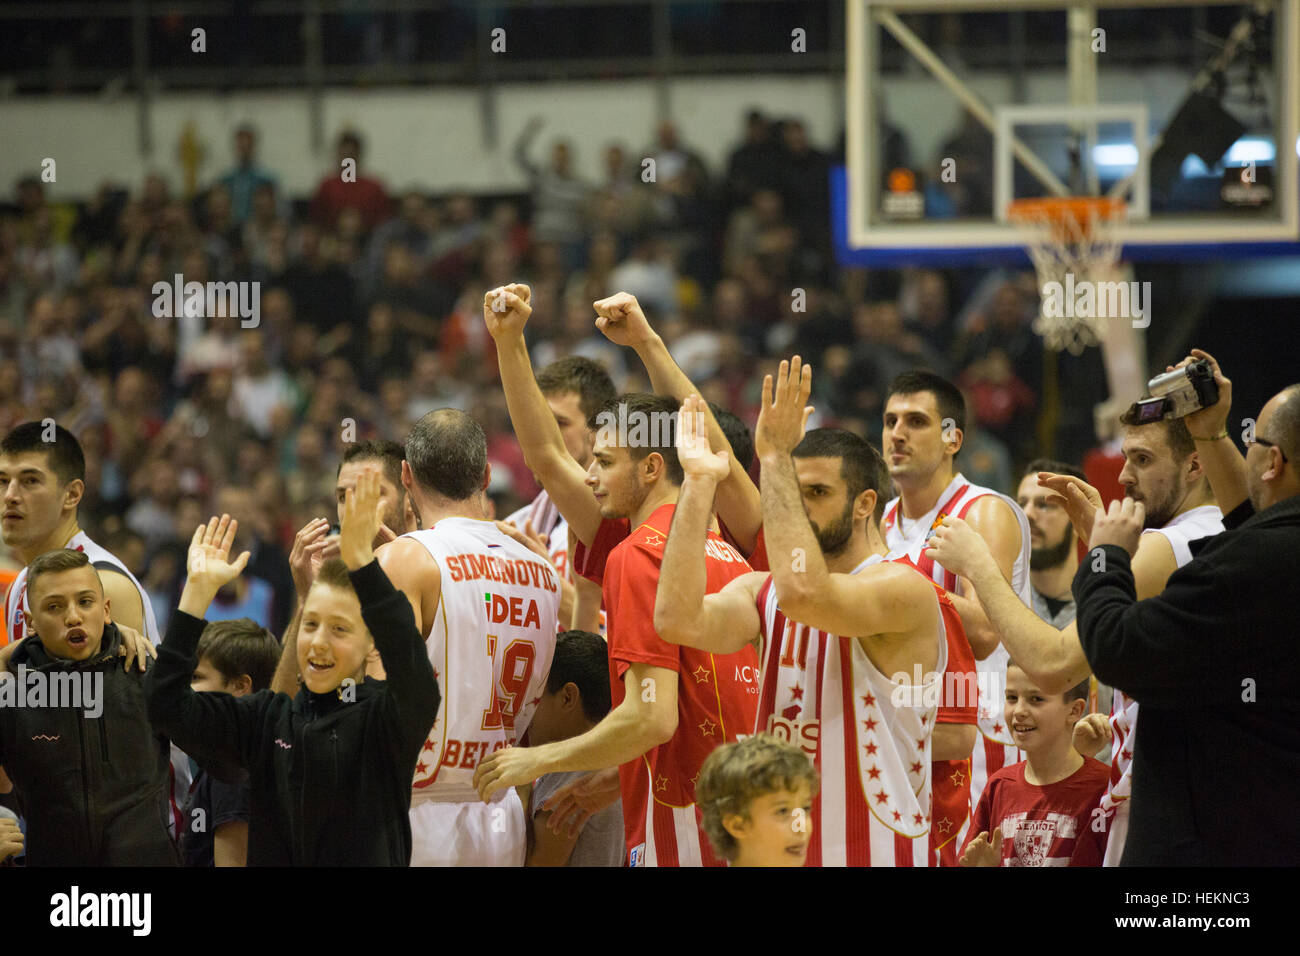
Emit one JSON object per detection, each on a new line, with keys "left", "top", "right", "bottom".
{"left": 1101, "top": 504, "right": 1223, "bottom": 866}
{"left": 3, "top": 531, "right": 189, "bottom": 840}
{"left": 404, "top": 518, "right": 561, "bottom": 801}
{"left": 753, "top": 554, "right": 946, "bottom": 866}
{"left": 882, "top": 474, "right": 1034, "bottom": 813}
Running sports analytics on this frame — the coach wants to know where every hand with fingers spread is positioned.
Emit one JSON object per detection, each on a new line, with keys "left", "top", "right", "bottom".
{"left": 592, "top": 292, "right": 654, "bottom": 348}
{"left": 178, "top": 515, "right": 252, "bottom": 618}
{"left": 924, "top": 515, "right": 997, "bottom": 581}
{"left": 676, "top": 393, "right": 730, "bottom": 483}
{"left": 482, "top": 283, "right": 532, "bottom": 340}
{"left": 339, "top": 467, "right": 390, "bottom": 571}
{"left": 959, "top": 828, "right": 1004, "bottom": 867}
{"left": 1036, "top": 472, "right": 1105, "bottom": 547}
{"left": 754, "top": 356, "right": 815, "bottom": 462}
{"left": 1089, "top": 498, "right": 1145, "bottom": 557}
{"left": 113, "top": 621, "right": 158, "bottom": 673}
{"left": 1072, "top": 712, "right": 1113, "bottom": 759}
{"left": 290, "top": 517, "right": 333, "bottom": 599}
{"left": 540, "top": 766, "right": 621, "bottom": 838}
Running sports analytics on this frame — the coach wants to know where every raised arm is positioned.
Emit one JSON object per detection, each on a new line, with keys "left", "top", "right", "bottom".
{"left": 593, "top": 292, "right": 763, "bottom": 554}
{"left": 654, "top": 395, "right": 763, "bottom": 654}
{"left": 1176, "top": 349, "right": 1247, "bottom": 515}
{"left": 485, "top": 283, "right": 602, "bottom": 545}
{"left": 950, "top": 495, "right": 1026, "bottom": 660}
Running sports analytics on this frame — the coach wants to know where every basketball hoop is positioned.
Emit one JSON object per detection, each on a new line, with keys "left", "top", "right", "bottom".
{"left": 1007, "top": 196, "right": 1127, "bottom": 355}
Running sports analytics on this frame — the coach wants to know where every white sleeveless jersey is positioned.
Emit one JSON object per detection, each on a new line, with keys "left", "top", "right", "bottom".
{"left": 753, "top": 553, "right": 947, "bottom": 866}
{"left": 882, "top": 474, "right": 1034, "bottom": 812}
{"left": 1101, "top": 504, "right": 1223, "bottom": 866}
{"left": 404, "top": 518, "right": 561, "bottom": 802}
{"left": 3, "top": 531, "right": 189, "bottom": 839}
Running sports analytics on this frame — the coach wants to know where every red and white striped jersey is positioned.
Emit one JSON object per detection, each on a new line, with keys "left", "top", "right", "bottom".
{"left": 403, "top": 519, "right": 561, "bottom": 801}
{"left": 883, "top": 474, "right": 1033, "bottom": 838}
{"left": 753, "top": 554, "right": 947, "bottom": 866}
{"left": 1099, "top": 504, "right": 1222, "bottom": 866}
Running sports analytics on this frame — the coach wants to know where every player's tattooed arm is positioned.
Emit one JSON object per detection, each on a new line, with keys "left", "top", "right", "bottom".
{"left": 483, "top": 283, "right": 602, "bottom": 545}
{"left": 474, "top": 663, "right": 679, "bottom": 799}
{"left": 594, "top": 292, "right": 763, "bottom": 553}
{"left": 655, "top": 396, "right": 764, "bottom": 654}
{"left": 927, "top": 517, "right": 1090, "bottom": 695}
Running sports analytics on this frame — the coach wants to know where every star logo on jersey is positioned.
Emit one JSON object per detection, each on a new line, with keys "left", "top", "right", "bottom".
{"left": 693, "top": 666, "right": 711, "bottom": 684}
{"left": 1121, "top": 749, "right": 1133, "bottom": 762}
{"left": 916, "top": 737, "right": 927, "bottom": 751}
{"left": 913, "top": 813, "right": 924, "bottom": 826}
{"left": 860, "top": 692, "right": 876, "bottom": 708}
{"left": 528, "top": 696, "right": 541, "bottom": 708}
{"left": 862, "top": 716, "right": 878, "bottom": 732}
{"left": 699, "top": 719, "right": 717, "bottom": 737}
{"left": 655, "top": 775, "right": 668, "bottom": 792}
{"left": 892, "top": 810, "right": 902, "bottom": 822}
{"left": 864, "top": 741, "right": 878, "bottom": 756}
{"left": 416, "top": 761, "right": 427, "bottom": 774}
{"left": 950, "top": 768, "right": 967, "bottom": 788}
{"left": 690, "top": 772, "right": 700, "bottom": 788}
{"left": 789, "top": 685, "right": 804, "bottom": 701}
{"left": 936, "top": 817, "right": 954, "bottom": 835}
{"left": 992, "top": 722, "right": 1004, "bottom": 734}
{"left": 910, "top": 761, "right": 923, "bottom": 775}
{"left": 874, "top": 789, "right": 889, "bottom": 806}
{"left": 866, "top": 765, "right": 880, "bottom": 780}
{"left": 422, "top": 740, "right": 435, "bottom": 752}
{"left": 643, "top": 533, "right": 664, "bottom": 549}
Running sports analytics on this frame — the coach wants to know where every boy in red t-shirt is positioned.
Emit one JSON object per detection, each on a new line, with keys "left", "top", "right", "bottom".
{"left": 960, "top": 662, "right": 1109, "bottom": 867}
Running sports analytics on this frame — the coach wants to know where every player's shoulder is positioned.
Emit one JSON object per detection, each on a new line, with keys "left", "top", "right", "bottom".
{"left": 376, "top": 534, "right": 440, "bottom": 581}
{"left": 960, "top": 491, "right": 1021, "bottom": 527}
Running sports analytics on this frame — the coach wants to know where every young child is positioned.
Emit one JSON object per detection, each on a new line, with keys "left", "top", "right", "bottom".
{"left": 696, "top": 734, "right": 818, "bottom": 867}
{"left": 523, "top": 630, "right": 624, "bottom": 867}
{"left": 145, "top": 467, "right": 440, "bottom": 866}
{"left": 0, "top": 549, "right": 178, "bottom": 866}
{"left": 180, "top": 618, "right": 280, "bottom": 867}
{"left": 959, "top": 662, "right": 1110, "bottom": 867}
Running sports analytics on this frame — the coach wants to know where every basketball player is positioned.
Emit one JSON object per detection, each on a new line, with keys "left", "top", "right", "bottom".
{"left": 0, "top": 421, "right": 191, "bottom": 839}
{"left": 370, "top": 408, "right": 561, "bottom": 866}
{"left": 879, "top": 372, "right": 1032, "bottom": 864}
{"left": 656, "top": 374, "right": 954, "bottom": 865}
{"left": 925, "top": 368, "right": 1224, "bottom": 865}
{"left": 474, "top": 286, "right": 759, "bottom": 866}
{"left": 502, "top": 357, "right": 615, "bottom": 633}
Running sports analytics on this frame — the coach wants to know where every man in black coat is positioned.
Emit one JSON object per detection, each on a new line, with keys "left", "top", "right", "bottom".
{"left": 1075, "top": 350, "right": 1300, "bottom": 865}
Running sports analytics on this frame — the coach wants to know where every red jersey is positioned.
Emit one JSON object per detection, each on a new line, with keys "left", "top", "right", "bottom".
{"left": 963, "top": 758, "right": 1109, "bottom": 867}
{"left": 593, "top": 506, "right": 760, "bottom": 867}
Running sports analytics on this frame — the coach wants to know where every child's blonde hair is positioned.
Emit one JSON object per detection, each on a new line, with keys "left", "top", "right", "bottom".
{"left": 695, "top": 734, "right": 819, "bottom": 861}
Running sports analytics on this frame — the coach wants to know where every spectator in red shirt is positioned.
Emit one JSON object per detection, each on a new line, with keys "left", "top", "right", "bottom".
{"left": 310, "top": 130, "right": 392, "bottom": 235}
{"left": 959, "top": 662, "right": 1109, "bottom": 867}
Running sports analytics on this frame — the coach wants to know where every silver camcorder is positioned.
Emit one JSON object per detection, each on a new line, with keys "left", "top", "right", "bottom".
{"left": 1128, "top": 359, "right": 1220, "bottom": 423}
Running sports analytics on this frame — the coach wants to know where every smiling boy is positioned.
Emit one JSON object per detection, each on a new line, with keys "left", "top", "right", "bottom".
{"left": 959, "top": 662, "right": 1108, "bottom": 867}
{"left": 145, "top": 468, "right": 440, "bottom": 865}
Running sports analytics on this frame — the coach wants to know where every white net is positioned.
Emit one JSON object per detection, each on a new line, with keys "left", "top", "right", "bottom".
{"left": 1010, "top": 199, "right": 1126, "bottom": 355}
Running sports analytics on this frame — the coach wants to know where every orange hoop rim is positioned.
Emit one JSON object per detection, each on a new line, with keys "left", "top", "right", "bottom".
{"left": 1007, "top": 196, "right": 1126, "bottom": 237}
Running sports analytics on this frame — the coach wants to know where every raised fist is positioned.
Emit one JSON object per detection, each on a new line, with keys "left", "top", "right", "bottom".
{"left": 482, "top": 283, "right": 532, "bottom": 340}
{"left": 592, "top": 291, "right": 653, "bottom": 348}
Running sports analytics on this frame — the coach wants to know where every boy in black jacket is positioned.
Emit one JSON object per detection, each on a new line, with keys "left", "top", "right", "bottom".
{"left": 0, "top": 549, "right": 177, "bottom": 866}
{"left": 145, "top": 467, "right": 440, "bottom": 865}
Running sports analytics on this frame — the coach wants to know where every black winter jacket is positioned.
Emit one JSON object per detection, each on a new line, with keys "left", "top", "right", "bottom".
{"left": 145, "top": 560, "right": 440, "bottom": 865}
{"left": 0, "top": 625, "right": 178, "bottom": 866}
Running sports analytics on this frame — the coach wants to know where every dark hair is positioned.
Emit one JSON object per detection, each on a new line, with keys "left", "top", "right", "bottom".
{"left": 587, "top": 393, "right": 684, "bottom": 486}
{"left": 1, "top": 421, "right": 86, "bottom": 485}
{"left": 25, "top": 549, "right": 98, "bottom": 601}
{"left": 708, "top": 402, "right": 755, "bottom": 472}
{"left": 1024, "top": 458, "right": 1087, "bottom": 483}
{"left": 1117, "top": 409, "right": 1196, "bottom": 460}
{"left": 1064, "top": 677, "right": 1090, "bottom": 705}
{"left": 405, "top": 409, "right": 487, "bottom": 501}
{"left": 545, "top": 630, "right": 611, "bottom": 722}
{"left": 339, "top": 439, "right": 405, "bottom": 490}
{"left": 793, "top": 428, "right": 892, "bottom": 525}
{"left": 886, "top": 371, "right": 967, "bottom": 459}
{"left": 197, "top": 618, "right": 279, "bottom": 692}
{"left": 535, "top": 357, "right": 617, "bottom": 423}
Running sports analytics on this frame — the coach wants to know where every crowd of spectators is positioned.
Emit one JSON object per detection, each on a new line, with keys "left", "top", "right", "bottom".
{"left": 0, "top": 108, "right": 1094, "bottom": 636}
